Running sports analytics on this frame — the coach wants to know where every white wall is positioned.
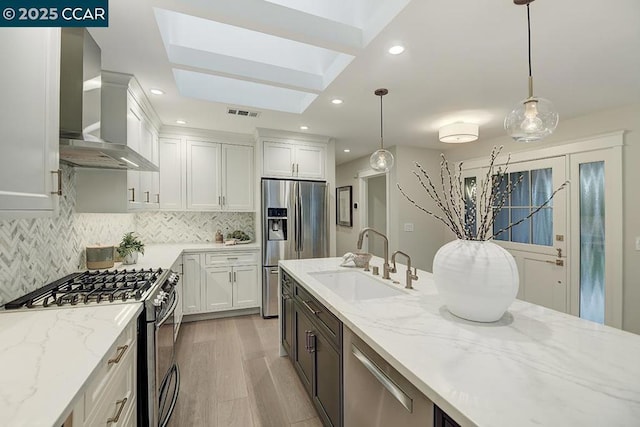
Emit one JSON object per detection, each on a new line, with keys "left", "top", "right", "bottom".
{"left": 446, "top": 103, "right": 640, "bottom": 335}
{"left": 367, "top": 175, "right": 387, "bottom": 257}
{"left": 336, "top": 145, "right": 446, "bottom": 271}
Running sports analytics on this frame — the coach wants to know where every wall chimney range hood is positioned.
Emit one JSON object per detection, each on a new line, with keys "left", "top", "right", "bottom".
{"left": 59, "top": 28, "right": 158, "bottom": 171}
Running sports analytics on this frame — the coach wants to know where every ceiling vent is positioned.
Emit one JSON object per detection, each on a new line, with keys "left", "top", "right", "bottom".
{"left": 227, "top": 107, "right": 260, "bottom": 118}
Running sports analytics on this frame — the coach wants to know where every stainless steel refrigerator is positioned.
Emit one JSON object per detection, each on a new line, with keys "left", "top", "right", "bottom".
{"left": 262, "top": 178, "right": 328, "bottom": 317}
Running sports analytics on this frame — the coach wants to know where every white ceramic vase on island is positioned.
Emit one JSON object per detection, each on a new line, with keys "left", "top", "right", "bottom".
{"left": 433, "top": 239, "right": 519, "bottom": 322}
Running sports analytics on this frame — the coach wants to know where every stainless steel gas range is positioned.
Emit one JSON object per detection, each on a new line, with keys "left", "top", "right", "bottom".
{"left": 4, "top": 268, "right": 180, "bottom": 427}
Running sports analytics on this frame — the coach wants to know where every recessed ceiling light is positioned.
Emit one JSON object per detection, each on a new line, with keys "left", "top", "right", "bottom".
{"left": 388, "top": 45, "right": 405, "bottom": 55}
{"left": 150, "top": 88, "right": 165, "bottom": 95}
{"left": 343, "top": 149, "right": 351, "bottom": 153}
{"left": 300, "top": 126, "right": 309, "bottom": 130}
{"left": 176, "top": 120, "right": 187, "bottom": 125}
{"left": 331, "top": 99, "right": 343, "bottom": 105}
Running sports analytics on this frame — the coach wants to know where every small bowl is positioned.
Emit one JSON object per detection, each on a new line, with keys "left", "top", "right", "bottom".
{"left": 353, "top": 252, "right": 372, "bottom": 268}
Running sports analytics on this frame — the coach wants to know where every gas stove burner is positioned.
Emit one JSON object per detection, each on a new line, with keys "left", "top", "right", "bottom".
{"left": 4, "top": 267, "right": 166, "bottom": 309}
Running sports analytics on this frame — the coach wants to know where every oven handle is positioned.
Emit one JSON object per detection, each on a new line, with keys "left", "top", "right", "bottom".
{"left": 156, "top": 292, "right": 179, "bottom": 329}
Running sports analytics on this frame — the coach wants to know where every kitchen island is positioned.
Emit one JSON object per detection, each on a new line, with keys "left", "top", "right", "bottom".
{"left": 279, "top": 257, "right": 640, "bottom": 427}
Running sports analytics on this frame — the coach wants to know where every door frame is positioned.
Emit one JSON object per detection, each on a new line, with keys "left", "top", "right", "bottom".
{"left": 357, "top": 168, "right": 391, "bottom": 253}
{"left": 462, "top": 131, "right": 623, "bottom": 327}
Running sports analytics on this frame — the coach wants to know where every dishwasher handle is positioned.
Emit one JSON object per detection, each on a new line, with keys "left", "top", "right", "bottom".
{"left": 351, "top": 344, "right": 413, "bottom": 413}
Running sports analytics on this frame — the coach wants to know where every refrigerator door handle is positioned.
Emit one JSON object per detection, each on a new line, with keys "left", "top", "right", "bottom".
{"left": 297, "top": 182, "right": 303, "bottom": 253}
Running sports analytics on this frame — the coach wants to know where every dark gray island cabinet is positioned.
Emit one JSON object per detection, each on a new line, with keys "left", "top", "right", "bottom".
{"left": 280, "top": 269, "right": 460, "bottom": 427}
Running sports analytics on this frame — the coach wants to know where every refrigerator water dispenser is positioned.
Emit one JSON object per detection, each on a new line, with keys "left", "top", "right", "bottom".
{"left": 267, "top": 208, "right": 287, "bottom": 241}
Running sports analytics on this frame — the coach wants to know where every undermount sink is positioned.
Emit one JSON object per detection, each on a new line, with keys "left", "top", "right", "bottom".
{"left": 309, "top": 270, "right": 405, "bottom": 302}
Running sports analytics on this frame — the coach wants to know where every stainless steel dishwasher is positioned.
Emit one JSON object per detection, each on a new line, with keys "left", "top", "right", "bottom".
{"left": 344, "top": 327, "right": 434, "bottom": 426}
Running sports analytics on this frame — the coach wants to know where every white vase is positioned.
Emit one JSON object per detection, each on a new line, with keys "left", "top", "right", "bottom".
{"left": 433, "top": 239, "right": 519, "bottom": 322}
{"left": 122, "top": 252, "right": 138, "bottom": 265}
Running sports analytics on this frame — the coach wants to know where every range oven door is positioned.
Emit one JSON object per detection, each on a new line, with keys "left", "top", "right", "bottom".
{"left": 156, "top": 290, "right": 180, "bottom": 427}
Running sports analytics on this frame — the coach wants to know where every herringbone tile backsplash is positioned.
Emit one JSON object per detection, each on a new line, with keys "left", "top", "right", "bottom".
{"left": 0, "top": 166, "right": 255, "bottom": 306}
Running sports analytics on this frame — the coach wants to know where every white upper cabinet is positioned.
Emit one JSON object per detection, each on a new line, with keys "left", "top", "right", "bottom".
{"left": 158, "top": 138, "right": 184, "bottom": 210}
{"left": 263, "top": 140, "right": 326, "bottom": 180}
{"left": 160, "top": 132, "right": 255, "bottom": 212}
{"left": 0, "top": 28, "right": 61, "bottom": 216}
{"left": 222, "top": 144, "right": 254, "bottom": 211}
{"left": 186, "top": 140, "right": 221, "bottom": 210}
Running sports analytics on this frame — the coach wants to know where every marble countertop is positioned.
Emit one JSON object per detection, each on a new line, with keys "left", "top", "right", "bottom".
{"left": 279, "top": 257, "right": 640, "bottom": 427}
{"left": 0, "top": 303, "right": 142, "bottom": 427}
{"left": 117, "top": 242, "right": 260, "bottom": 270}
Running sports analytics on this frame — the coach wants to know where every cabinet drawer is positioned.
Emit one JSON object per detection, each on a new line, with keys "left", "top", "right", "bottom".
{"left": 204, "top": 251, "right": 258, "bottom": 266}
{"left": 84, "top": 322, "right": 135, "bottom": 416}
{"left": 85, "top": 341, "right": 136, "bottom": 425}
{"left": 294, "top": 282, "right": 341, "bottom": 348}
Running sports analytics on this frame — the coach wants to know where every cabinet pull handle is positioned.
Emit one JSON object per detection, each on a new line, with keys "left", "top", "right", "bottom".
{"left": 128, "top": 188, "right": 135, "bottom": 202}
{"left": 108, "top": 345, "right": 129, "bottom": 365}
{"left": 227, "top": 257, "right": 238, "bottom": 260}
{"left": 304, "top": 330, "right": 310, "bottom": 352}
{"left": 291, "top": 163, "right": 295, "bottom": 175}
{"left": 218, "top": 196, "right": 221, "bottom": 205}
{"left": 145, "top": 191, "right": 150, "bottom": 203}
{"left": 233, "top": 271, "right": 237, "bottom": 282}
{"left": 352, "top": 344, "right": 413, "bottom": 413}
{"left": 296, "top": 163, "right": 299, "bottom": 174}
{"left": 309, "top": 332, "right": 316, "bottom": 353}
{"left": 302, "top": 300, "right": 320, "bottom": 316}
{"left": 222, "top": 196, "right": 226, "bottom": 206}
{"left": 229, "top": 271, "right": 232, "bottom": 282}
{"left": 50, "top": 169, "right": 62, "bottom": 196}
{"left": 156, "top": 193, "right": 160, "bottom": 203}
{"left": 107, "top": 397, "right": 128, "bottom": 424}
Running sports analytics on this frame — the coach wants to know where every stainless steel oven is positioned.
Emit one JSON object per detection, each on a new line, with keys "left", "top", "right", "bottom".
{"left": 139, "top": 271, "right": 180, "bottom": 427}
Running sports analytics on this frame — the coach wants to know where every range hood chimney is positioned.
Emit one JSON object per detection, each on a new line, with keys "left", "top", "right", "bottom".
{"left": 59, "top": 28, "right": 158, "bottom": 171}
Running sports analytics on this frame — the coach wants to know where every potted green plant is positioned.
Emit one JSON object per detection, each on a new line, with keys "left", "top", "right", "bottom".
{"left": 117, "top": 232, "right": 145, "bottom": 265}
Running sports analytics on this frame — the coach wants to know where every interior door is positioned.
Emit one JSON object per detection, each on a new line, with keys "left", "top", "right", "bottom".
{"left": 463, "top": 156, "right": 568, "bottom": 313}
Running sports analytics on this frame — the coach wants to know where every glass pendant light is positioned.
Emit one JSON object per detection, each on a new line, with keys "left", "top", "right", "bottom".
{"left": 505, "top": 0, "right": 558, "bottom": 143}
{"left": 370, "top": 88, "right": 394, "bottom": 172}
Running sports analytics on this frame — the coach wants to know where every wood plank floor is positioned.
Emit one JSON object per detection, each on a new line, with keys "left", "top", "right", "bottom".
{"left": 168, "top": 315, "right": 322, "bottom": 427}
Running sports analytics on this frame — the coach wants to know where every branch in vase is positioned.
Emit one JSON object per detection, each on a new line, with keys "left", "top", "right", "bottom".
{"left": 397, "top": 183, "right": 464, "bottom": 239}
{"left": 412, "top": 168, "right": 463, "bottom": 237}
{"left": 491, "top": 181, "right": 569, "bottom": 240}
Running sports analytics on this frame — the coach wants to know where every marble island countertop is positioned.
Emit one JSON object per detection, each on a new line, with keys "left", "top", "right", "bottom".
{"left": 279, "top": 257, "right": 640, "bottom": 427}
{"left": 0, "top": 303, "right": 142, "bottom": 426}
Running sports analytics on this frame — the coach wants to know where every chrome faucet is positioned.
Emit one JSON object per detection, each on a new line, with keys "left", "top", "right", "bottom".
{"left": 356, "top": 228, "right": 391, "bottom": 280}
{"left": 390, "top": 250, "right": 418, "bottom": 289}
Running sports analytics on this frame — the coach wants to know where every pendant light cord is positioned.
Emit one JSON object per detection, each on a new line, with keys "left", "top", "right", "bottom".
{"left": 527, "top": 3, "right": 532, "bottom": 78}
{"left": 379, "top": 94, "right": 384, "bottom": 149}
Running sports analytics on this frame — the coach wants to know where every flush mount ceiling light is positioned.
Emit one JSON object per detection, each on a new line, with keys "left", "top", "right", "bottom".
{"left": 439, "top": 123, "right": 479, "bottom": 143}
{"left": 369, "top": 88, "right": 394, "bottom": 172}
{"left": 175, "top": 120, "right": 187, "bottom": 125}
{"left": 150, "top": 88, "right": 165, "bottom": 95}
{"left": 331, "top": 98, "right": 343, "bottom": 105}
{"left": 504, "top": 0, "right": 559, "bottom": 143}
{"left": 300, "top": 125, "right": 309, "bottom": 130}
{"left": 343, "top": 149, "right": 351, "bottom": 153}
{"left": 388, "top": 45, "right": 405, "bottom": 55}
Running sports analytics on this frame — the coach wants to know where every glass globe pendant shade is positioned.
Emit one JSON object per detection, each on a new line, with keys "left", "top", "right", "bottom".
{"left": 504, "top": 97, "right": 559, "bottom": 143}
{"left": 370, "top": 148, "right": 394, "bottom": 172}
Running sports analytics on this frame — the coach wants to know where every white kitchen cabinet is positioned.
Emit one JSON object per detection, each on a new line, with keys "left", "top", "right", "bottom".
{"left": 73, "top": 317, "right": 137, "bottom": 426}
{"left": 158, "top": 138, "right": 185, "bottom": 210}
{"left": 263, "top": 140, "right": 326, "bottom": 180}
{"left": 139, "top": 121, "right": 160, "bottom": 208}
{"left": 162, "top": 137, "right": 254, "bottom": 212}
{"left": 172, "top": 257, "right": 184, "bottom": 339}
{"left": 222, "top": 144, "right": 254, "bottom": 211}
{"left": 0, "top": 28, "right": 61, "bottom": 216}
{"left": 182, "top": 254, "right": 202, "bottom": 315}
{"left": 126, "top": 104, "right": 143, "bottom": 210}
{"left": 181, "top": 251, "right": 259, "bottom": 315}
{"left": 204, "top": 266, "right": 233, "bottom": 311}
{"left": 186, "top": 140, "right": 221, "bottom": 210}
{"left": 232, "top": 265, "right": 260, "bottom": 308}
